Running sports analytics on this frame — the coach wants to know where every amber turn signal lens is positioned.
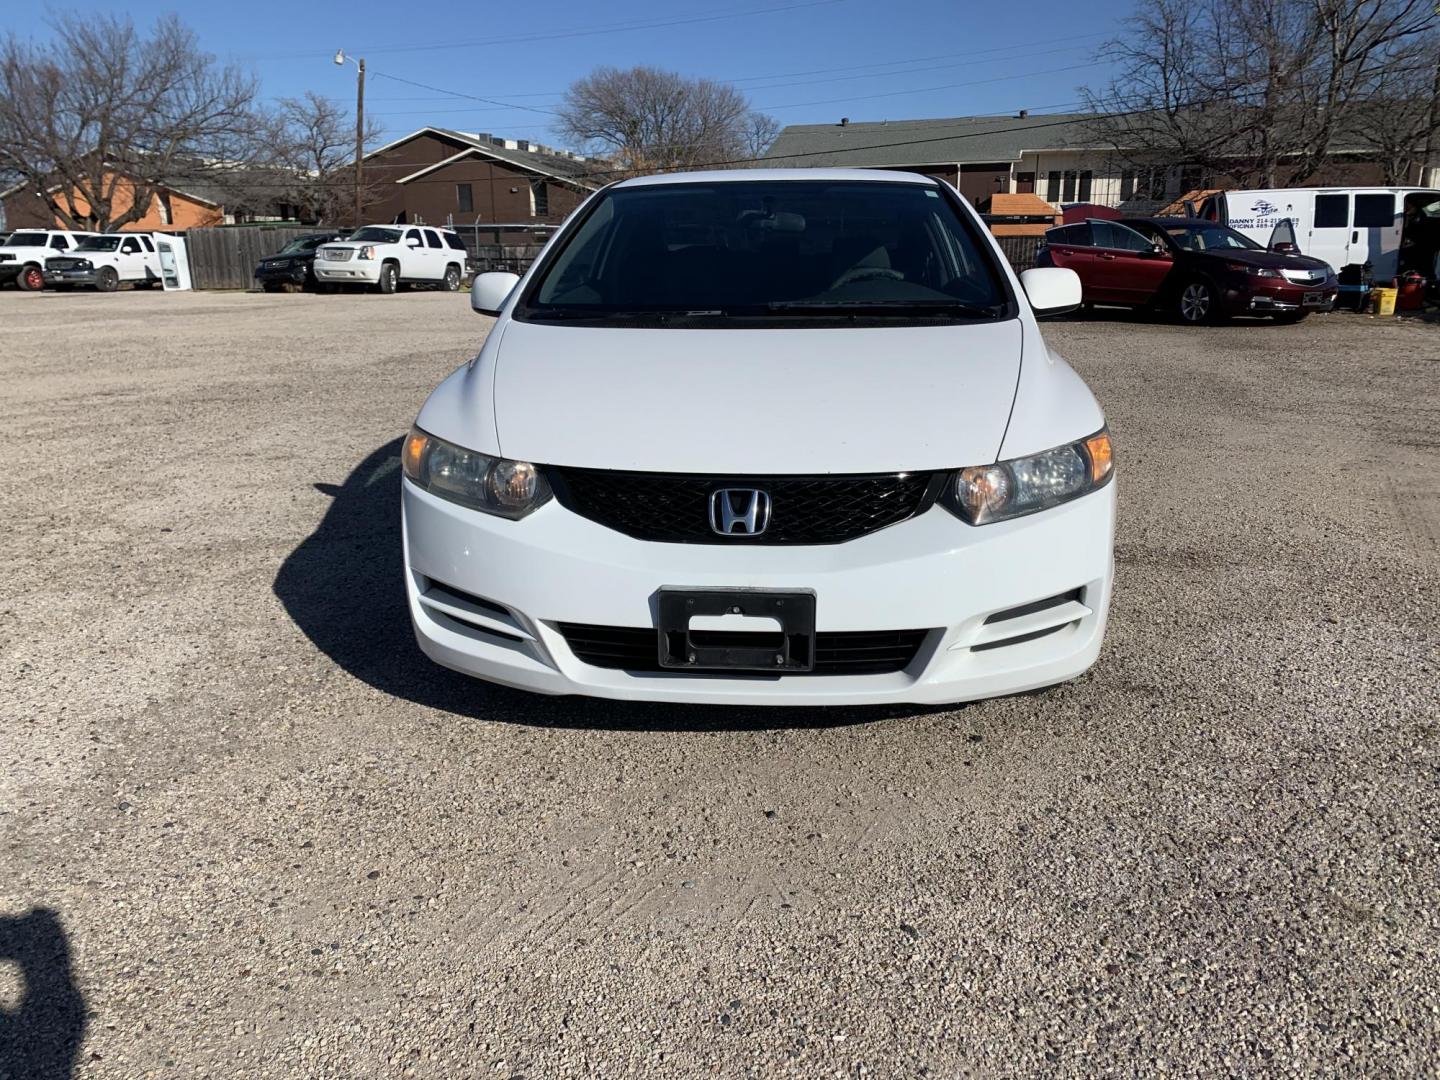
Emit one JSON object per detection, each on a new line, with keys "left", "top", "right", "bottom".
{"left": 402, "top": 428, "right": 428, "bottom": 481}
{"left": 1084, "top": 430, "right": 1113, "bottom": 484}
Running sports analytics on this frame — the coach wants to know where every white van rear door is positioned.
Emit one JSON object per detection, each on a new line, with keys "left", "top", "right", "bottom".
{"left": 1353, "top": 192, "right": 1399, "bottom": 279}
{"left": 1310, "top": 193, "right": 1351, "bottom": 270}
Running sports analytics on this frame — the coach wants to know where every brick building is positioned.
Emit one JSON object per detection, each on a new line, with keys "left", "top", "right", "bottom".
{"left": 359, "top": 127, "right": 599, "bottom": 237}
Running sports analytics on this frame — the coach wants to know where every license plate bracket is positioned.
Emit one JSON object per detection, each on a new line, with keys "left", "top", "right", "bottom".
{"left": 657, "top": 588, "right": 816, "bottom": 672}
{"left": 1303, "top": 291, "right": 1322, "bottom": 305}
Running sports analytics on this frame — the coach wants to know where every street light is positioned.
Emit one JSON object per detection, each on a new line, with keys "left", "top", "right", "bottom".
{"left": 335, "top": 48, "right": 366, "bottom": 228}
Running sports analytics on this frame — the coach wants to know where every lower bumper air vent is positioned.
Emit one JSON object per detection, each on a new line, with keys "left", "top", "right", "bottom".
{"left": 971, "top": 587, "right": 1089, "bottom": 652}
{"left": 557, "top": 624, "right": 932, "bottom": 675}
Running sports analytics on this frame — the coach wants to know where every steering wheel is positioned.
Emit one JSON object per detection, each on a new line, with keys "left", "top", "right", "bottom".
{"left": 828, "top": 266, "right": 905, "bottom": 290}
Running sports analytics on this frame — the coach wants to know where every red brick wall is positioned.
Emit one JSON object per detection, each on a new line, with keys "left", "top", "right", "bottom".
{"left": 361, "top": 134, "right": 590, "bottom": 231}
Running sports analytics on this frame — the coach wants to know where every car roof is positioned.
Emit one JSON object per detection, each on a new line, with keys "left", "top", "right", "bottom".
{"left": 612, "top": 168, "right": 939, "bottom": 188}
{"left": 1121, "top": 217, "right": 1209, "bottom": 227}
{"left": 352, "top": 223, "right": 456, "bottom": 231}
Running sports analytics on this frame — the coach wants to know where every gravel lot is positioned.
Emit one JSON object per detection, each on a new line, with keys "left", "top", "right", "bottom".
{"left": 2, "top": 289, "right": 1437, "bottom": 1079}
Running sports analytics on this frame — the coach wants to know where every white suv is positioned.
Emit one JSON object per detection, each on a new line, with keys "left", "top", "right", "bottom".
{"left": 313, "top": 225, "right": 468, "bottom": 293}
{"left": 0, "top": 229, "right": 98, "bottom": 290}
{"left": 401, "top": 169, "right": 1114, "bottom": 706}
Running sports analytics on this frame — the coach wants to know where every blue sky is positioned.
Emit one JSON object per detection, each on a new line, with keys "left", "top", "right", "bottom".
{"left": 4, "top": 0, "right": 1132, "bottom": 148}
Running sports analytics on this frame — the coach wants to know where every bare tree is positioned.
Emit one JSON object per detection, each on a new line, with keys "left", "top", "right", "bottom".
{"left": 271, "top": 92, "right": 384, "bottom": 223}
{"left": 0, "top": 14, "right": 263, "bottom": 232}
{"left": 557, "top": 66, "right": 778, "bottom": 175}
{"left": 1084, "top": 0, "right": 1438, "bottom": 188}
{"left": 742, "top": 112, "right": 782, "bottom": 161}
{"left": 1351, "top": 35, "right": 1440, "bottom": 183}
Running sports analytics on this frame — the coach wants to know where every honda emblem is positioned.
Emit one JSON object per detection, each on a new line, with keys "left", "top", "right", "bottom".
{"left": 709, "top": 488, "right": 771, "bottom": 536}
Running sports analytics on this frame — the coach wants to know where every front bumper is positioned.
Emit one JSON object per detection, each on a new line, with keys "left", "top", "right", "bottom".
{"left": 1225, "top": 279, "right": 1337, "bottom": 314}
{"left": 44, "top": 268, "right": 98, "bottom": 286}
{"left": 402, "top": 477, "right": 1116, "bottom": 705}
{"left": 256, "top": 263, "right": 309, "bottom": 286}
{"left": 313, "top": 260, "right": 381, "bottom": 284}
{"left": 0, "top": 264, "right": 21, "bottom": 283}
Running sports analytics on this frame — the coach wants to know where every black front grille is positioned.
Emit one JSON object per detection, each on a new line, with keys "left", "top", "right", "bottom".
{"left": 549, "top": 468, "right": 941, "bottom": 545}
{"left": 557, "top": 623, "right": 931, "bottom": 675}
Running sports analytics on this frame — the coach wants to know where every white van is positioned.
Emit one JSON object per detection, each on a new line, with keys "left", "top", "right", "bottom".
{"left": 1196, "top": 187, "right": 1440, "bottom": 282}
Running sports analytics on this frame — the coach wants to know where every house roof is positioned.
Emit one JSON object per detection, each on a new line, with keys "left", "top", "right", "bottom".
{"left": 764, "top": 113, "right": 1111, "bottom": 168}
{"left": 369, "top": 127, "right": 599, "bottom": 188}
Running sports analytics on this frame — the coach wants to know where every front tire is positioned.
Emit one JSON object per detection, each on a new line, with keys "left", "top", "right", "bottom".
{"left": 377, "top": 262, "right": 399, "bottom": 294}
{"left": 1176, "top": 278, "right": 1220, "bottom": 325}
{"left": 442, "top": 264, "right": 461, "bottom": 291}
{"left": 96, "top": 266, "right": 120, "bottom": 292}
{"left": 18, "top": 264, "right": 44, "bottom": 291}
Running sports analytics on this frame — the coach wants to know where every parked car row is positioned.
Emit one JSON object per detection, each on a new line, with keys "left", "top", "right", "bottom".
{"left": 255, "top": 225, "right": 472, "bottom": 294}
{"left": 1038, "top": 217, "right": 1337, "bottom": 324}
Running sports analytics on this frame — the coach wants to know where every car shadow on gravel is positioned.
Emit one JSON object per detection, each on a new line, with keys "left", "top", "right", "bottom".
{"left": 0, "top": 908, "right": 87, "bottom": 1080}
{"left": 274, "top": 439, "right": 950, "bottom": 731}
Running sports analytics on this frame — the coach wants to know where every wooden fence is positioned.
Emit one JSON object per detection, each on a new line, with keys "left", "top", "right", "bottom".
{"left": 184, "top": 227, "right": 333, "bottom": 290}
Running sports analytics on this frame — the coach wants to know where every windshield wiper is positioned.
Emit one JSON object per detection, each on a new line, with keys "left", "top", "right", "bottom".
{"left": 760, "top": 300, "right": 1003, "bottom": 319}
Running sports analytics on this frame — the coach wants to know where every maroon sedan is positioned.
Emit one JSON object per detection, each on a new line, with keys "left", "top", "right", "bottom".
{"left": 1037, "top": 217, "right": 1338, "bottom": 324}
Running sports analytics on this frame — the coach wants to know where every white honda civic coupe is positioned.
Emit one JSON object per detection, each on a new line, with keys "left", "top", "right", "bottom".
{"left": 401, "top": 169, "right": 1114, "bottom": 706}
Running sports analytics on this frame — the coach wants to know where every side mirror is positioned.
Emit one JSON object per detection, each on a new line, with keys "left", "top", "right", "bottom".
{"left": 405, "top": 236, "right": 422, "bottom": 248}
{"left": 1151, "top": 243, "right": 1169, "bottom": 256}
{"left": 471, "top": 271, "right": 521, "bottom": 316}
{"left": 1271, "top": 241, "right": 1297, "bottom": 254}
{"left": 1019, "top": 267, "right": 1082, "bottom": 317}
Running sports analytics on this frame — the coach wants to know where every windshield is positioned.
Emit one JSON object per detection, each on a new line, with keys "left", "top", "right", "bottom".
{"left": 347, "top": 227, "right": 400, "bottom": 243}
{"left": 278, "top": 236, "right": 327, "bottom": 254}
{"left": 75, "top": 236, "right": 122, "bottom": 252}
{"left": 4, "top": 232, "right": 49, "bottom": 247}
{"left": 1165, "top": 224, "right": 1262, "bottom": 252}
{"left": 522, "top": 180, "right": 1008, "bottom": 321}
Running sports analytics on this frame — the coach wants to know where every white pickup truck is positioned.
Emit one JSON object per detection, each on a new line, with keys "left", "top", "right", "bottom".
{"left": 43, "top": 233, "right": 164, "bottom": 291}
{"left": 312, "top": 224, "right": 468, "bottom": 293}
{"left": 0, "top": 229, "right": 99, "bottom": 290}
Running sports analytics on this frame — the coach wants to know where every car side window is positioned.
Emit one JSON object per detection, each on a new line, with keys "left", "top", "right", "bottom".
{"left": 1048, "top": 224, "right": 1092, "bottom": 247}
{"left": 121, "top": 237, "right": 140, "bottom": 253}
{"left": 404, "top": 229, "right": 422, "bottom": 245}
{"left": 140, "top": 236, "right": 155, "bottom": 252}
{"left": 1092, "top": 221, "right": 1154, "bottom": 252}
{"left": 1353, "top": 194, "right": 1394, "bottom": 229}
{"left": 423, "top": 229, "right": 443, "bottom": 249}
{"left": 51, "top": 235, "right": 69, "bottom": 249}
{"left": 444, "top": 233, "right": 467, "bottom": 251}
{"left": 1314, "top": 194, "right": 1349, "bottom": 228}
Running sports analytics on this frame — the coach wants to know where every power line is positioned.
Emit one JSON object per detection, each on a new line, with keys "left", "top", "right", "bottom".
{"left": 246, "top": 0, "right": 845, "bottom": 61}
{"left": 359, "top": 33, "right": 1111, "bottom": 107}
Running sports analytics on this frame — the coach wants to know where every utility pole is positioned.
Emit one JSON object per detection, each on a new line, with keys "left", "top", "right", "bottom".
{"left": 335, "top": 49, "right": 366, "bottom": 226}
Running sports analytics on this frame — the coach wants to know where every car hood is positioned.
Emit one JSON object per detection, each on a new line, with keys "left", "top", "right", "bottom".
{"left": 1207, "top": 249, "right": 1332, "bottom": 273}
{"left": 487, "top": 318, "right": 1024, "bottom": 473}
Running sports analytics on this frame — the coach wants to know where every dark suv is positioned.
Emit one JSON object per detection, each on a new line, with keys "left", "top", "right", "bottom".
{"left": 254, "top": 233, "right": 346, "bottom": 292}
{"left": 1037, "top": 217, "right": 1337, "bottom": 324}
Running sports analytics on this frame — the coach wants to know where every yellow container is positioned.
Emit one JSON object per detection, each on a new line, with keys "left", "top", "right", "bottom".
{"left": 1372, "top": 287, "right": 1397, "bottom": 316}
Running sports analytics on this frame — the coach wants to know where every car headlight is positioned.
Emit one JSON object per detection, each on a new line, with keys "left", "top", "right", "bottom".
{"left": 402, "top": 426, "right": 551, "bottom": 519}
{"left": 357, "top": 245, "right": 376, "bottom": 260}
{"left": 944, "top": 428, "right": 1113, "bottom": 525}
{"left": 1227, "top": 261, "right": 1280, "bottom": 279}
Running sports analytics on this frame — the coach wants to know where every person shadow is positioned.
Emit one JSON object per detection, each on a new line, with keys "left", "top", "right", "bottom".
{"left": 273, "top": 438, "right": 947, "bottom": 731}
{"left": 0, "top": 908, "right": 86, "bottom": 1080}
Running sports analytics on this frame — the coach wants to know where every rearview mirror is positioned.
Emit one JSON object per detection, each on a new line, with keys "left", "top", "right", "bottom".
{"left": 1019, "top": 267, "right": 1082, "bottom": 317}
{"left": 471, "top": 271, "right": 521, "bottom": 316}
